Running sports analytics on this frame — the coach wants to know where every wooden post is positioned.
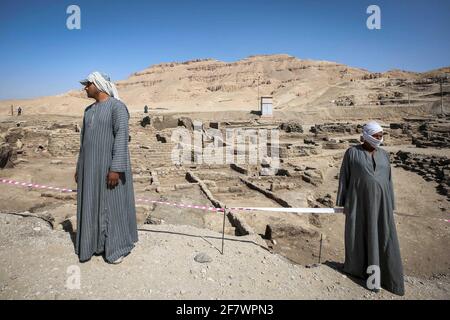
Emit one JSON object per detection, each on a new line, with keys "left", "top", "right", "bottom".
{"left": 10, "top": 105, "right": 13, "bottom": 116}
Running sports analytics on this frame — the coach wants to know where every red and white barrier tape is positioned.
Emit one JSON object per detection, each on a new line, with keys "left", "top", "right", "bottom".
{"left": 1, "top": 178, "right": 448, "bottom": 222}
{"left": 0, "top": 178, "right": 75, "bottom": 192}
{"left": 135, "top": 197, "right": 225, "bottom": 212}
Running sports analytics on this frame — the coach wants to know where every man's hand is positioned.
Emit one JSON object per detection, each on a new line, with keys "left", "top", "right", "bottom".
{"left": 107, "top": 171, "right": 120, "bottom": 189}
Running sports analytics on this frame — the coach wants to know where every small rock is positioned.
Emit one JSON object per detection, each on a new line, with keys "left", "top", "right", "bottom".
{"left": 16, "top": 139, "right": 23, "bottom": 149}
{"left": 194, "top": 252, "right": 212, "bottom": 263}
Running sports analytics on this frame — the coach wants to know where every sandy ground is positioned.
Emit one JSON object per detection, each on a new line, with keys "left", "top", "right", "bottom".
{"left": 0, "top": 213, "right": 449, "bottom": 300}
{"left": 1, "top": 112, "right": 449, "bottom": 300}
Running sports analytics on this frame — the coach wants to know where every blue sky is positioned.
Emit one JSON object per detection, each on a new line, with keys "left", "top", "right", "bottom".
{"left": 0, "top": 0, "right": 449, "bottom": 100}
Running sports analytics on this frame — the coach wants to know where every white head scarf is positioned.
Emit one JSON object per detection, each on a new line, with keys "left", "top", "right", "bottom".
{"left": 80, "top": 71, "right": 120, "bottom": 100}
{"left": 361, "top": 121, "right": 383, "bottom": 148}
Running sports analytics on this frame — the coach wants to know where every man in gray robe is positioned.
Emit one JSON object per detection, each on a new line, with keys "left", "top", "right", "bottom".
{"left": 75, "top": 71, "right": 138, "bottom": 264}
{"left": 337, "top": 121, "right": 405, "bottom": 296}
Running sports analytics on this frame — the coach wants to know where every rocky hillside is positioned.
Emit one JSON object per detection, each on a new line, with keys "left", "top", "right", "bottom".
{"left": 0, "top": 54, "right": 448, "bottom": 115}
{"left": 113, "top": 54, "right": 369, "bottom": 110}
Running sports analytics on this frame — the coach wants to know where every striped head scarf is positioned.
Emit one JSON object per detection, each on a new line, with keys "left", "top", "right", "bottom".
{"left": 80, "top": 71, "right": 120, "bottom": 100}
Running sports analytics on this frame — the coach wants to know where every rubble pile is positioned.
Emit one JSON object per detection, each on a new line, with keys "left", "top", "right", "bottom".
{"left": 393, "top": 151, "right": 450, "bottom": 199}
{"left": 334, "top": 95, "right": 355, "bottom": 106}
{"left": 388, "top": 117, "right": 450, "bottom": 148}
{"left": 310, "top": 123, "right": 362, "bottom": 135}
{"left": 412, "top": 121, "right": 450, "bottom": 148}
{"left": 278, "top": 121, "right": 304, "bottom": 133}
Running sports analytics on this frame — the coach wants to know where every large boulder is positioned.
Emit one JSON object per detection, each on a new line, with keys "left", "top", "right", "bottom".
{"left": 5, "top": 127, "right": 24, "bottom": 144}
{"left": 265, "top": 221, "right": 324, "bottom": 265}
{"left": 178, "top": 117, "right": 194, "bottom": 131}
{"left": 322, "top": 140, "right": 348, "bottom": 149}
{"left": 278, "top": 121, "right": 303, "bottom": 133}
{"left": 140, "top": 116, "right": 151, "bottom": 128}
{"left": 301, "top": 169, "right": 324, "bottom": 186}
{"left": 45, "top": 204, "right": 77, "bottom": 230}
{"left": 265, "top": 222, "right": 320, "bottom": 240}
{"left": 0, "top": 143, "right": 15, "bottom": 169}
{"left": 136, "top": 204, "right": 155, "bottom": 226}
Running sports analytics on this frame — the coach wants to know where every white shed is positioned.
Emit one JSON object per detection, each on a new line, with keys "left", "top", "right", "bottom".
{"left": 260, "top": 96, "right": 273, "bottom": 117}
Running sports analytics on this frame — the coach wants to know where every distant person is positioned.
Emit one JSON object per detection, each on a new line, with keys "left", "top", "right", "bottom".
{"left": 17, "top": 107, "right": 22, "bottom": 116}
{"left": 144, "top": 105, "right": 148, "bottom": 113}
{"left": 336, "top": 121, "right": 404, "bottom": 296}
{"left": 75, "top": 71, "right": 138, "bottom": 264}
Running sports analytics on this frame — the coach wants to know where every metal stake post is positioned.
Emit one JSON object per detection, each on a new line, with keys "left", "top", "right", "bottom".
{"left": 221, "top": 206, "right": 227, "bottom": 255}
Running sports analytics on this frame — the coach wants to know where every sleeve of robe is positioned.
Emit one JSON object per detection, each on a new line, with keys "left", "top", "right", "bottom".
{"left": 336, "top": 148, "right": 351, "bottom": 207}
{"left": 76, "top": 116, "right": 85, "bottom": 176}
{"left": 388, "top": 156, "right": 396, "bottom": 211}
{"left": 110, "top": 102, "right": 130, "bottom": 173}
